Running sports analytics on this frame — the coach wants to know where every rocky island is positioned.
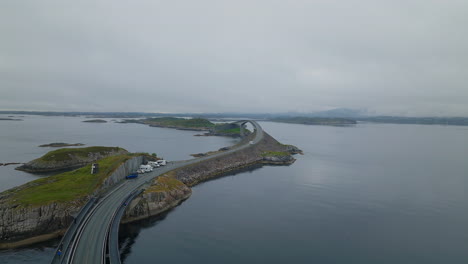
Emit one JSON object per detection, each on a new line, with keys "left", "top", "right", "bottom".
{"left": 16, "top": 146, "right": 128, "bottom": 173}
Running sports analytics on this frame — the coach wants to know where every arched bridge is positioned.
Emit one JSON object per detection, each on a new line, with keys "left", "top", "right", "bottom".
{"left": 51, "top": 120, "right": 263, "bottom": 264}
{"left": 232, "top": 120, "right": 262, "bottom": 138}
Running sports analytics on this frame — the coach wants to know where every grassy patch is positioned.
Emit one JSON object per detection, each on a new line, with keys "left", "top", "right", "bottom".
{"left": 216, "top": 127, "right": 241, "bottom": 134}
{"left": 8, "top": 154, "right": 135, "bottom": 206}
{"left": 213, "top": 123, "right": 250, "bottom": 135}
{"left": 40, "top": 146, "right": 125, "bottom": 162}
{"left": 146, "top": 176, "right": 185, "bottom": 193}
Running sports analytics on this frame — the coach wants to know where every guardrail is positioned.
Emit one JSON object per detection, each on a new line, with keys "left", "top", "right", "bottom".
{"left": 106, "top": 189, "right": 144, "bottom": 264}
{"left": 50, "top": 197, "right": 97, "bottom": 264}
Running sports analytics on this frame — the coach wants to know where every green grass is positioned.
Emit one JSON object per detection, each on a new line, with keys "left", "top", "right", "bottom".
{"left": 144, "top": 117, "right": 215, "bottom": 128}
{"left": 146, "top": 176, "right": 186, "bottom": 193}
{"left": 216, "top": 127, "right": 241, "bottom": 134}
{"left": 7, "top": 154, "right": 135, "bottom": 206}
{"left": 261, "top": 151, "right": 289, "bottom": 157}
{"left": 213, "top": 123, "right": 250, "bottom": 135}
{"left": 40, "top": 146, "right": 125, "bottom": 162}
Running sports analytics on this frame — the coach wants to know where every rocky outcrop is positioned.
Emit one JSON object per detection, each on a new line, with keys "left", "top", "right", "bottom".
{"left": 0, "top": 198, "right": 86, "bottom": 249}
{"left": 262, "top": 154, "right": 296, "bottom": 164}
{"left": 0, "top": 154, "right": 145, "bottom": 248}
{"left": 16, "top": 147, "right": 128, "bottom": 173}
{"left": 122, "top": 176, "right": 191, "bottom": 223}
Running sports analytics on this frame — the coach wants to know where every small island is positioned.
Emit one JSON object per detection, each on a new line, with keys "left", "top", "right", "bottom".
{"left": 16, "top": 146, "right": 128, "bottom": 173}
{"left": 270, "top": 117, "right": 357, "bottom": 126}
{"left": 39, "top": 143, "right": 85, "bottom": 148}
{"left": 82, "top": 119, "right": 107, "bottom": 123}
{"left": 0, "top": 118, "right": 22, "bottom": 121}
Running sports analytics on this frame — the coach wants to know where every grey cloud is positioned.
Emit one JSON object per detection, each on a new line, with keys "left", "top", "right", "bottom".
{"left": 1, "top": 0, "right": 467, "bottom": 115}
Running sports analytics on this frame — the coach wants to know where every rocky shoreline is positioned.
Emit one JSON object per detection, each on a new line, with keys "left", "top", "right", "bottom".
{"left": 122, "top": 131, "right": 301, "bottom": 224}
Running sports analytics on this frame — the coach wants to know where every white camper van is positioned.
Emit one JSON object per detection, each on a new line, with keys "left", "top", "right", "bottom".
{"left": 147, "top": 161, "right": 159, "bottom": 168}
{"left": 139, "top": 164, "right": 153, "bottom": 172}
{"left": 157, "top": 160, "right": 167, "bottom": 166}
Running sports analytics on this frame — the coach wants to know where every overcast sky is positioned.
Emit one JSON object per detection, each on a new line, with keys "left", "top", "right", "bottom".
{"left": 1, "top": 0, "right": 467, "bottom": 116}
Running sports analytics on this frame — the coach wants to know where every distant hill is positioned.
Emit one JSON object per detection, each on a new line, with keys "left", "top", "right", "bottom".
{"left": 358, "top": 116, "right": 468, "bottom": 126}
{"left": 307, "top": 108, "right": 369, "bottom": 118}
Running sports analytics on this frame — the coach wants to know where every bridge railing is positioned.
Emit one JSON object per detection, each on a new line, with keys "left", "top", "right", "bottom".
{"left": 107, "top": 189, "right": 144, "bottom": 264}
{"left": 51, "top": 197, "right": 97, "bottom": 264}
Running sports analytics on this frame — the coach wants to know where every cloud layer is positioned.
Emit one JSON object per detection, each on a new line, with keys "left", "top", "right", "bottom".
{"left": 1, "top": 0, "right": 467, "bottom": 115}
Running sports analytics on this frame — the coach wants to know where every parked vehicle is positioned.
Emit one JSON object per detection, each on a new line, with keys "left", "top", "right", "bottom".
{"left": 157, "top": 160, "right": 167, "bottom": 166}
{"left": 147, "top": 161, "right": 160, "bottom": 168}
{"left": 137, "top": 169, "right": 145, "bottom": 174}
{"left": 126, "top": 172, "right": 138, "bottom": 179}
{"left": 140, "top": 164, "right": 153, "bottom": 172}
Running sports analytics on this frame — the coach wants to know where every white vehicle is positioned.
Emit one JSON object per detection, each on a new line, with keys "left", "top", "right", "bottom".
{"left": 139, "top": 164, "right": 153, "bottom": 172}
{"left": 157, "top": 160, "right": 167, "bottom": 166}
{"left": 147, "top": 161, "right": 160, "bottom": 168}
{"left": 249, "top": 141, "right": 254, "bottom": 145}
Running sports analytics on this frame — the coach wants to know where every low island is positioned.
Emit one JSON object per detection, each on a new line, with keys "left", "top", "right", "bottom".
{"left": 0, "top": 118, "right": 22, "bottom": 121}
{"left": 16, "top": 146, "right": 128, "bottom": 173}
{"left": 38, "top": 143, "right": 85, "bottom": 148}
{"left": 82, "top": 119, "right": 107, "bottom": 123}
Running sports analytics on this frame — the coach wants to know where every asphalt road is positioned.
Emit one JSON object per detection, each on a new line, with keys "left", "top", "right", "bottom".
{"left": 68, "top": 121, "right": 263, "bottom": 264}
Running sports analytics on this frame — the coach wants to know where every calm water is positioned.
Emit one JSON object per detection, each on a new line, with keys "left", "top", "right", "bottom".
{"left": 1, "top": 116, "right": 468, "bottom": 263}
{"left": 121, "top": 121, "right": 468, "bottom": 264}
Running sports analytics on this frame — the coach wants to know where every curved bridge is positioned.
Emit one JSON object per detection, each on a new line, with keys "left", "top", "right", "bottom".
{"left": 51, "top": 120, "right": 262, "bottom": 264}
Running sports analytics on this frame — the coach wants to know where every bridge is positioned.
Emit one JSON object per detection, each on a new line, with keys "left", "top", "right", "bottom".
{"left": 51, "top": 120, "right": 262, "bottom": 264}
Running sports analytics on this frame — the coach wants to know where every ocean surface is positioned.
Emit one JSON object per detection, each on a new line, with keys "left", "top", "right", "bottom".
{"left": 1, "top": 115, "right": 468, "bottom": 263}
